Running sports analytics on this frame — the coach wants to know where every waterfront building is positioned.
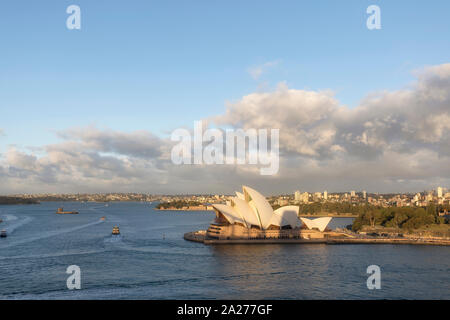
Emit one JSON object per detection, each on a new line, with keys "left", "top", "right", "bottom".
{"left": 350, "top": 190, "right": 356, "bottom": 197}
{"left": 313, "top": 192, "right": 322, "bottom": 202}
{"left": 206, "top": 186, "right": 333, "bottom": 240}
{"left": 301, "top": 192, "right": 309, "bottom": 203}
{"left": 437, "top": 187, "right": 443, "bottom": 198}
{"left": 414, "top": 193, "right": 420, "bottom": 202}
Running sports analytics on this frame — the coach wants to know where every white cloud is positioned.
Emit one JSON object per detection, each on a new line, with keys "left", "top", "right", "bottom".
{"left": 215, "top": 82, "right": 340, "bottom": 157}
{"left": 55, "top": 126, "right": 165, "bottom": 159}
{"left": 217, "top": 64, "right": 450, "bottom": 161}
{"left": 247, "top": 60, "right": 281, "bottom": 80}
{"left": 0, "top": 63, "right": 449, "bottom": 194}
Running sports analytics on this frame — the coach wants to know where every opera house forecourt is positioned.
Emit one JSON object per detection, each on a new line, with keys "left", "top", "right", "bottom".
{"left": 184, "top": 186, "right": 349, "bottom": 244}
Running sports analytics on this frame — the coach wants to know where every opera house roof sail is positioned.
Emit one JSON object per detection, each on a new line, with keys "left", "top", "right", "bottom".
{"left": 211, "top": 186, "right": 331, "bottom": 231}
{"left": 300, "top": 217, "right": 332, "bottom": 232}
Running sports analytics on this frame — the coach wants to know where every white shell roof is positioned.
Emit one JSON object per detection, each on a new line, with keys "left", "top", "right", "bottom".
{"left": 242, "top": 186, "right": 274, "bottom": 229}
{"left": 300, "top": 217, "right": 332, "bottom": 232}
{"left": 273, "top": 206, "right": 301, "bottom": 228}
{"left": 212, "top": 204, "right": 246, "bottom": 226}
{"left": 212, "top": 186, "right": 305, "bottom": 230}
{"left": 231, "top": 197, "right": 260, "bottom": 228}
{"left": 235, "top": 192, "right": 245, "bottom": 200}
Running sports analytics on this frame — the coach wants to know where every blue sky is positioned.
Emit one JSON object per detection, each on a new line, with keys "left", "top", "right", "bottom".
{"left": 1, "top": 0, "right": 449, "bottom": 149}
{"left": 0, "top": 1, "right": 449, "bottom": 194}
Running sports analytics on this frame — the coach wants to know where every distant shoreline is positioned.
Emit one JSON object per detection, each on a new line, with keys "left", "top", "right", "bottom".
{"left": 299, "top": 213, "right": 357, "bottom": 218}
{"left": 155, "top": 207, "right": 213, "bottom": 211}
{"left": 0, "top": 197, "right": 40, "bottom": 205}
{"left": 154, "top": 208, "right": 356, "bottom": 216}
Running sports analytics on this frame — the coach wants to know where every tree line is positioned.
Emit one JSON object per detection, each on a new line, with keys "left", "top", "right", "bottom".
{"left": 156, "top": 200, "right": 202, "bottom": 209}
{"left": 0, "top": 196, "right": 39, "bottom": 205}
{"left": 297, "top": 202, "right": 371, "bottom": 215}
{"left": 352, "top": 203, "right": 449, "bottom": 231}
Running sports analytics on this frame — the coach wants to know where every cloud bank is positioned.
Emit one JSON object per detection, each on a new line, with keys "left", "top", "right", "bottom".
{"left": 1, "top": 64, "right": 449, "bottom": 194}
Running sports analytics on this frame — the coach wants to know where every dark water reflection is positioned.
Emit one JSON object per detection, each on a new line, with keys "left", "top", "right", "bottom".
{"left": 0, "top": 202, "right": 448, "bottom": 299}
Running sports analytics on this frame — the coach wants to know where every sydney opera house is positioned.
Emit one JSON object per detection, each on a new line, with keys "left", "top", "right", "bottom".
{"left": 203, "top": 186, "right": 335, "bottom": 241}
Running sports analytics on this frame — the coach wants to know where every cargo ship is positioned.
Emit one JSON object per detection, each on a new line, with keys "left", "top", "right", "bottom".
{"left": 56, "top": 207, "right": 79, "bottom": 214}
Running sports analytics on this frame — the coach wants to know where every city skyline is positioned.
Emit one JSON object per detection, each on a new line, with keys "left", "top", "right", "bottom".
{"left": 5, "top": 185, "right": 448, "bottom": 198}
{"left": 1, "top": 1, "right": 450, "bottom": 194}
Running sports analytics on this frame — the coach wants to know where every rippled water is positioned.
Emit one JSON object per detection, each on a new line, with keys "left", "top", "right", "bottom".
{"left": 0, "top": 202, "right": 448, "bottom": 299}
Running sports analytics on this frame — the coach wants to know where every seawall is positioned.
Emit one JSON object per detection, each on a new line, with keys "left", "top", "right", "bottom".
{"left": 184, "top": 231, "right": 450, "bottom": 246}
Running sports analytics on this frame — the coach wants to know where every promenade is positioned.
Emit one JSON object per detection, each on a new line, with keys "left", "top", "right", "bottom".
{"left": 184, "top": 231, "right": 450, "bottom": 246}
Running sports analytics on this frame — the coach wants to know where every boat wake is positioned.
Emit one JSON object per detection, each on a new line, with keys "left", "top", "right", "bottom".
{"left": 0, "top": 218, "right": 105, "bottom": 248}
{"left": 2, "top": 214, "right": 19, "bottom": 222}
{"left": 104, "top": 234, "right": 123, "bottom": 243}
{"left": 2, "top": 216, "right": 33, "bottom": 235}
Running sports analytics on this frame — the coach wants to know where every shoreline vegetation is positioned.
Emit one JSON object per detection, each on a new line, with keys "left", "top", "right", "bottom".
{"left": 0, "top": 196, "right": 40, "bottom": 205}
{"left": 300, "top": 213, "right": 357, "bottom": 217}
{"left": 351, "top": 203, "right": 450, "bottom": 237}
{"left": 155, "top": 200, "right": 212, "bottom": 211}
{"left": 289, "top": 203, "right": 379, "bottom": 216}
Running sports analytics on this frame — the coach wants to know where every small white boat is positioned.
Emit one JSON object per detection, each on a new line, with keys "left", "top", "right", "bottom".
{"left": 112, "top": 226, "right": 120, "bottom": 235}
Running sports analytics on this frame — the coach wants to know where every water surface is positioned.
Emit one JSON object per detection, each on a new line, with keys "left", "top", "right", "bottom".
{"left": 0, "top": 202, "right": 448, "bottom": 299}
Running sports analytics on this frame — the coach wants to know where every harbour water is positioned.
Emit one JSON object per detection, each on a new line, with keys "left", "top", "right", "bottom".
{"left": 0, "top": 202, "right": 448, "bottom": 299}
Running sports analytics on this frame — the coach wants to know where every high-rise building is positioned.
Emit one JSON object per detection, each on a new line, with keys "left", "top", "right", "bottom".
{"left": 324, "top": 190, "right": 328, "bottom": 200}
{"left": 362, "top": 190, "right": 367, "bottom": 199}
{"left": 437, "top": 187, "right": 443, "bottom": 198}
{"left": 313, "top": 192, "right": 322, "bottom": 202}
{"left": 301, "top": 192, "right": 309, "bottom": 203}
{"left": 350, "top": 190, "right": 356, "bottom": 197}
{"left": 294, "top": 190, "right": 301, "bottom": 201}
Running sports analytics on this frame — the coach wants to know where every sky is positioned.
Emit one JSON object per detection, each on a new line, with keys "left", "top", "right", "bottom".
{"left": 0, "top": 0, "right": 450, "bottom": 195}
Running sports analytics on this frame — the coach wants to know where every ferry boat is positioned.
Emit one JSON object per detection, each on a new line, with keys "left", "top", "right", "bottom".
{"left": 112, "top": 226, "right": 120, "bottom": 235}
{"left": 0, "top": 230, "right": 7, "bottom": 238}
{"left": 56, "top": 207, "right": 79, "bottom": 214}
{"left": 100, "top": 216, "right": 106, "bottom": 221}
